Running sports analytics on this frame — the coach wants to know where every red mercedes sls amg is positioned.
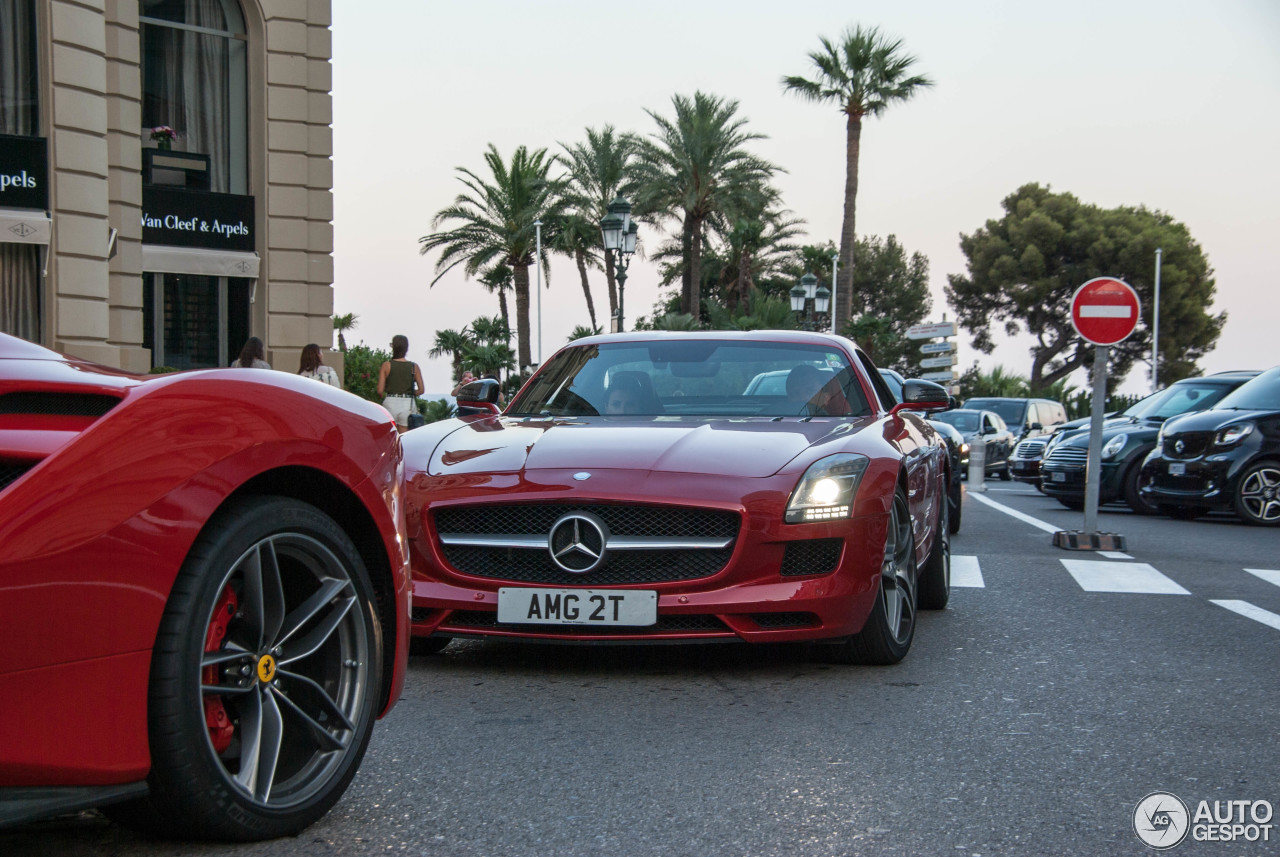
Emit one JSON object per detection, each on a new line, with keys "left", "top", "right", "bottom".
{"left": 405, "top": 332, "right": 952, "bottom": 664}
{"left": 0, "top": 334, "right": 410, "bottom": 840}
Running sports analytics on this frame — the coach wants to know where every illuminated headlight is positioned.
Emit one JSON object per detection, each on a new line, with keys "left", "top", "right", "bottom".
{"left": 1215, "top": 422, "right": 1254, "bottom": 447}
{"left": 785, "top": 453, "right": 870, "bottom": 524}
{"left": 1101, "top": 433, "right": 1128, "bottom": 460}
{"left": 959, "top": 442, "right": 970, "bottom": 455}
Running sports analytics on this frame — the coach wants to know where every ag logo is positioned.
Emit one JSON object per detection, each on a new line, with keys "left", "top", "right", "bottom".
{"left": 1134, "top": 792, "right": 1190, "bottom": 850}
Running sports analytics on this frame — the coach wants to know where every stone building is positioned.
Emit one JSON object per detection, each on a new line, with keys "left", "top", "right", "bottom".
{"left": 0, "top": 0, "right": 335, "bottom": 374}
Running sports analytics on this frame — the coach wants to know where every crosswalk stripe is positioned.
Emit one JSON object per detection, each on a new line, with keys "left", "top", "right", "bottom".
{"left": 1097, "top": 551, "right": 1134, "bottom": 560}
{"left": 1060, "top": 560, "right": 1190, "bottom": 594}
{"left": 1211, "top": 600, "right": 1280, "bottom": 632}
{"left": 1245, "top": 569, "right": 1280, "bottom": 588}
{"left": 951, "top": 555, "right": 984, "bottom": 588}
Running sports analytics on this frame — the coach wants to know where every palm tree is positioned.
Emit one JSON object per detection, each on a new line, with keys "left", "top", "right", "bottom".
{"left": 568, "top": 324, "right": 602, "bottom": 342}
{"left": 429, "top": 327, "right": 473, "bottom": 386}
{"left": 632, "top": 92, "right": 778, "bottom": 317}
{"left": 782, "top": 26, "right": 933, "bottom": 327}
{"left": 470, "top": 314, "right": 511, "bottom": 347}
{"left": 550, "top": 213, "right": 602, "bottom": 330}
{"left": 419, "top": 144, "right": 567, "bottom": 370}
{"left": 715, "top": 195, "right": 805, "bottom": 314}
{"left": 560, "top": 126, "right": 639, "bottom": 321}
{"left": 332, "top": 312, "right": 359, "bottom": 352}
{"left": 478, "top": 262, "right": 513, "bottom": 332}
{"left": 462, "top": 342, "right": 517, "bottom": 379}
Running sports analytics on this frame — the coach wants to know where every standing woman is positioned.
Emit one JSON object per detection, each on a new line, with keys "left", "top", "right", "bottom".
{"left": 376, "top": 334, "right": 424, "bottom": 433}
{"left": 297, "top": 343, "right": 341, "bottom": 387}
{"left": 233, "top": 336, "right": 270, "bottom": 369}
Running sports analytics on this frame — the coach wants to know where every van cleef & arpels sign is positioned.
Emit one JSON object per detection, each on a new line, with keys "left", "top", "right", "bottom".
{"left": 141, "top": 187, "right": 254, "bottom": 252}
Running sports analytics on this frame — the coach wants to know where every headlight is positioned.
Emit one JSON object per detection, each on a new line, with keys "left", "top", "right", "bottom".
{"left": 959, "top": 442, "right": 970, "bottom": 455}
{"left": 1153, "top": 423, "right": 1166, "bottom": 455}
{"left": 785, "top": 453, "right": 870, "bottom": 523}
{"left": 1215, "top": 422, "right": 1254, "bottom": 447}
{"left": 1101, "top": 433, "right": 1128, "bottom": 460}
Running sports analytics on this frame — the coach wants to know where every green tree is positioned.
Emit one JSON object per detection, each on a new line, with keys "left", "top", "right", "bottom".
{"left": 782, "top": 25, "right": 933, "bottom": 327}
{"left": 429, "top": 327, "right": 473, "bottom": 386}
{"left": 341, "top": 342, "right": 390, "bottom": 402}
{"left": 469, "top": 314, "right": 511, "bottom": 347}
{"left": 332, "top": 312, "right": 358, "bottom": 352}
{"left": 568, "top": 324, "right": 602, "bottom": 342}
{"left": 945, "top": 183, "right": 1225, "bottom": 391}
{"left": 840, "top": 234, "right": 932, "bottom": 374}
{"left": 550, "top": 213, "right": 602, "bottom": 330}
{"left": 419, "top": 397, "right": 458, "bottom": 424}
{"left": 560, "top": 126, "right": 639, "bottom": 321}
{"left": 632, "top": 92, "right": 777, "bottom": 317}
{"left": 478, "top": 262, "right": 513, "bottom": 332}
{"left": 461, "top": 341, "right": 517, "bottom": 379}
{"left": 419, "top": 144, "right": 568, "bottom": 370}
{"left": 957, "top": 364, "right": 1030, "bottom": 399}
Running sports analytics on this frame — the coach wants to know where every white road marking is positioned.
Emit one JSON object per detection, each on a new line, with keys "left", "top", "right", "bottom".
{"left": 1060, "top": 560, "right": 1190, "bottom": 595}
{"left": 951, "top": 555, "right": 984, "bottom": 588}
{"left": 1245, "top": 569, "right": 1280, "bottom": 589}
{"left": 967, "top": 491, "right": 1060, "bottom": 534}
{"left": 1211, "top": 600, "right": 1280, "bottom": 633}
{"left": 1097, "top": 551, "right": 1134, "bottom": 560}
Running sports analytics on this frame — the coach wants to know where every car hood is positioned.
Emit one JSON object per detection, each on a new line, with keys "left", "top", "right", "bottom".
{"left": 412, "top": 415, "right": 876, "bottom": 478}
{"left": 1057, "top": 417, "right": 1161, "bottom": 448}
{"left": 1162, "top": 408, "right": 1280, "bottom": 433}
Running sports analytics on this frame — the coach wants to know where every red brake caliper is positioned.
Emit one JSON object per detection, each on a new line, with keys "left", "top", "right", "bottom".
{"left": 202, "top": 586, "right": 239, "bottom": 753}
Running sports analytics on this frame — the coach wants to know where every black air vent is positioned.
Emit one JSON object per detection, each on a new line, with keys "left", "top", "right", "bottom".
{"left": 0, "top": 392, "right": 120, "bottom": 418}
{"left": 0, "top": 459, "right": 36, "bottom": 491}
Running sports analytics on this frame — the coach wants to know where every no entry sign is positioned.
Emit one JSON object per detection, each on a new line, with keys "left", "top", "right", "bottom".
{"left": 1070, "top": 277, "right": 1140, "bottom": 345}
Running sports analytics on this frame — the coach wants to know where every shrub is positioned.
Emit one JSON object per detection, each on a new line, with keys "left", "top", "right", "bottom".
{"left": 342, "top": 342, "right": 391, "bottom": 403}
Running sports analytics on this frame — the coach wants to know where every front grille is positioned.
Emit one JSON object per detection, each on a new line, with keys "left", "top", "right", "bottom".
{"left": 780, "top": 539, "right": 843, "bottom": 576}
{"left": 1152, "top": 472, "right": 1215, "bottom": 494}
{"left": 434, "top": 503, "right": 740, "bottom": 586}
{"left": 444, "top": 610, "right": 730, "bottom": 635}
{"left": 1014, "top": 440, "right": 1047, "bottom": 459}
{"left": 1164, "top": 432, "right": 1212, "bottom": 460}
{"left": 0, "top": 459, "right": 36, "bottom": 491}
{"left": 752, "top": 612, "right": 819, "bottom": 629}
{"left": 1044, "top": 446, "right": 1088, "bottom": 466}
{"left": 0, "top": 392, "right": 120, "bottom": 417}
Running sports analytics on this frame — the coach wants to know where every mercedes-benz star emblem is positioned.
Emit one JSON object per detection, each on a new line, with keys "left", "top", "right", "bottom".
{"left": 547, "top": 511, "right": 610, "bottom": 574}
{"left": 1174, "top": 440, "right": 1185, "bottom": 454}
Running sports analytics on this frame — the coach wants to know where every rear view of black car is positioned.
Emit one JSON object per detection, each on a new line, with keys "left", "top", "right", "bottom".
{"left": 1139, "top": 366, "right": 1280, "bottom": 526}
{"left": 1041, "top": 372, "right": 1258, "bottom": 514}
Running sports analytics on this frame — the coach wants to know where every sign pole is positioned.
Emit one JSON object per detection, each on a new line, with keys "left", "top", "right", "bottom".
{"left": 1082, "top": 345, "right": 1108, "bottom": 534}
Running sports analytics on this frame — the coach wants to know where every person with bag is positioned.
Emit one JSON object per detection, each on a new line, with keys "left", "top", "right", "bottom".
{"left": 376, "top": 334, "right": 424, "bottom": 433}
{"left": 296, "top": 343, "right": 341, "bottom": 387}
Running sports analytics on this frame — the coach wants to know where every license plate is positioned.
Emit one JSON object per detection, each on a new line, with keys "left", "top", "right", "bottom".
{"left": 497, "top": 588, "right": 658, "bottom": 626}
{"left": 1169, "top": 463, "right": 1186, "bottom": 476}
{"left": 1051, "top": 471, "right": 1067, "bottom": 482}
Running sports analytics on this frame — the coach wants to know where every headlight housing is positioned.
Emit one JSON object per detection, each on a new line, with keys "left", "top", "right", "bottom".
{"left": 1215, "top": 422, "right": 1254, "bottom": 447}
{"left": 959, "top": 442, "right": 970, "bottom": 455}
{"left": 1101, "top": 433, "right": 1128, "bottom": 460}
{"left": 785, "top": 453, "right": 869, "bottom": 523}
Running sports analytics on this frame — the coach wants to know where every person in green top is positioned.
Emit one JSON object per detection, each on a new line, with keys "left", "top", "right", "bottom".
{"left": 376, "top": 334, "right": 424, "bottom": 433}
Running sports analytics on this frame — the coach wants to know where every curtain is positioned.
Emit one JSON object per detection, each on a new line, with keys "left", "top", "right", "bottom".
{"left": 0, "top": 244, "right": 40, "bottom": 341}
{"left": 0, "top": 0, "right": 37, "bottom": 136}
{"left": 146, "top": 0, "right": 231, "bottom": 192}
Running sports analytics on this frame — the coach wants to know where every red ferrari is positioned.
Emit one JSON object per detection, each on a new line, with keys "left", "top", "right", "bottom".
{"left": 405, "top": 332, "right": 952, "bottom": 664}
{"left": 0, "top": 334, "right": 410, "bottom": 840}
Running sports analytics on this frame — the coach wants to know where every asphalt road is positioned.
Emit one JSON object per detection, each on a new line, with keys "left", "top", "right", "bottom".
{"left": 7, "top": 483, "right": 1278, "bottom": 856}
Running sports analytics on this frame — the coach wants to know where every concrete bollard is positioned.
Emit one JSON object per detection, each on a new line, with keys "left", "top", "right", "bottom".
{"left": 968, "top": 437, "right": 987, "bottom": 492}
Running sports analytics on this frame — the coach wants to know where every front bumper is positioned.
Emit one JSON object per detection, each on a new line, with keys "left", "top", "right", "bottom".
{"left": 1139, "top": 454, "right": 1239, "bottom": 510}
{"left": 1040, "top": 461, "right": 1121, "bottom": 502}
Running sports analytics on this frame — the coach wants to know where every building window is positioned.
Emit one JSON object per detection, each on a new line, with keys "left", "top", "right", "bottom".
{"left": 140, "top": 0, "right": 248, "bottom": 194}
{"left": 143, "top": 273, "right": 250, "bottom": 369}
{"left": 0, "top": 244, "right": 41, "bottom": 341}
{"left": 0, "top": 0, "right": 39, "bottom": 136}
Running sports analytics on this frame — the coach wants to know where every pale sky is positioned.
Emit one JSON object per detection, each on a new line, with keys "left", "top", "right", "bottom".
{"left": 331, "top": 0, "right": 1280, "bottom": 397}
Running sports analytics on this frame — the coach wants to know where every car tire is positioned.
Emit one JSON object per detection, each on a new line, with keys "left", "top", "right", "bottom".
{"left": 1122, "top": 459, "right": 1160, "bottom": 515}
{"left": 1233, "top": 460, "right": 1280, "bottom": 526}
{"left": 110, "top": 496, "right": 383, "bottom": 841}
{"left": 830, "top": 488, "right": 916, "bottom": 665}
{"left": 918, "top": 499, "right": 950, "bottom": 610}
{"left": 948, "top": 478, "right": 962, "bottom": 534}
{"left": 1158, "top": 504, "right": 1205, "bottom": 521}
{"left": 998, "top": 463, "right": 1012, "bottom": 481}
{"left": 410, "top": 636, "right": 452, "bottom": 656}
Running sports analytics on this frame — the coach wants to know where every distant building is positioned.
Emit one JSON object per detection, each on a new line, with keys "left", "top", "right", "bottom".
{"left": 0, "top": 0, "right": 335, "bottom": 373}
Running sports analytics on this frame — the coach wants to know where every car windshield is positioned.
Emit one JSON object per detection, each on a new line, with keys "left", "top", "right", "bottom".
{"left": 507, "top": 340, "right": 870, "bottom": 418}
{"left": 934, "top": 411, "right": 980, "bottom": 432}
{"left": 1124, "top": 381, "right": 1237, "bottom": 420}
{"left": 1214, "top": 367, "right": 1280, "bottom": 411}
{"left": 962, "top": 399, "right": 1024, "bottom": 425}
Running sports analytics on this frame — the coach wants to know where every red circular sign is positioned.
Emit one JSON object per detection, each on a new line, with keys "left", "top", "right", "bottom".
{"left": 1070, "top": 277, "right": 1140, "bottom": 345}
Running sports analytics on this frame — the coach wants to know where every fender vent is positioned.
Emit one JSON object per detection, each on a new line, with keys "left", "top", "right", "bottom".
{"left": 0, "top": 392, "right": 120, "bottom": 417}
{"left": 0, "top": 459, "right": 36, "bottom": 491}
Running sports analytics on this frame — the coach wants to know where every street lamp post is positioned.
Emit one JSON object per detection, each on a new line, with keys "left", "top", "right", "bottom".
{"left": 534, "top": 219, "right": 543, "bottom": 363}
{"left": 599, "top": 195, "right": 638, "bottom": 333}
{"left": 790, "top": 272, "right": 831, "bottom": 331}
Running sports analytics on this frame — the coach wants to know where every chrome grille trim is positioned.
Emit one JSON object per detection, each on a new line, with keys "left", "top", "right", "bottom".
{"left": 438, "top": 533, "right": 734, "bottom": 551}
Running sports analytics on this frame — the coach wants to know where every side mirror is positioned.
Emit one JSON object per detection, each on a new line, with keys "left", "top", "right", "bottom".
{"left": 456, "top": 378, "right": 500, "bottom": 405}
{"left": 1029, "top": 421, "right": 1043, "bottom": 430}
{"left": 982, "top": 425, "right": 997, "bottom": 435}
{"left": 891, "top": 379, "right": 951, "bottom": 416}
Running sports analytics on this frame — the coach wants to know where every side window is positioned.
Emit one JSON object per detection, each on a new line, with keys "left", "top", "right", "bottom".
{"left": 855, "top": 350, "right": 896, "bottom": 412}
{"left": 1025, "top": 403, "right": 1039, "bottom": 427}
